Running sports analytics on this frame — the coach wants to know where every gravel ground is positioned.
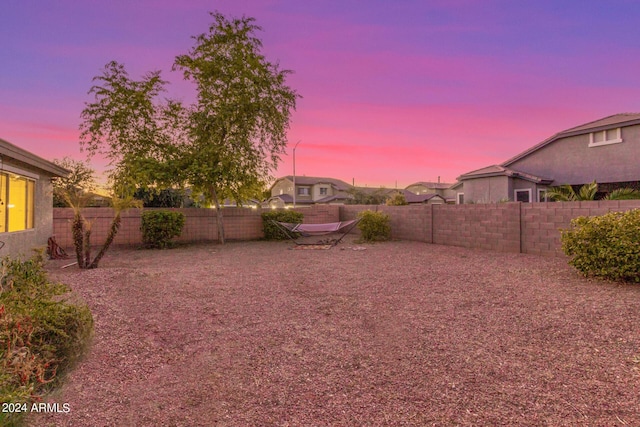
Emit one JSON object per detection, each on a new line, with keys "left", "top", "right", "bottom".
{"left": 28, "top": 239, "right": 640, "bottom": 426}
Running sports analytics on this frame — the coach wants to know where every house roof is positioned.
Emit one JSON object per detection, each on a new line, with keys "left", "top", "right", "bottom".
{"left": 0, "top": 138, "right": 69, "bottom": 177}
{"left": 457, "top": 165, "right": 553, "bottom": 184}
{"left": 405, "top": 181, "right": 452, "bottom": 190}
{"left": 402, "top": 190, "right": 446, "bottom": 204}
{"left": 503, "top": 113, "right": 640, "bottom": 167}
{"left": 272, "top": 175, "right": 353, "bottom": 191}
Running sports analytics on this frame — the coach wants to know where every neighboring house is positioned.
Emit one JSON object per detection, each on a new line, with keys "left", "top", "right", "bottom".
{"left": 402, "top": 191, "right": 447, "bottom": 205}
{"left": 269, "top": 175, "right": 354, "bottom": 206}
{"left": 0, "top": 138, "right": 69, "bottom": 258}
{"left": 454, "top": 113, "right": 640, "bottom": 203}
{"left": 405, "top": 181, "right": 456, "bottom": 203}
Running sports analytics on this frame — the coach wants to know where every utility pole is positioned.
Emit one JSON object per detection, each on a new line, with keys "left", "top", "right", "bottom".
{"left": 292, "top": 140, "right": 301, "bottom": 208}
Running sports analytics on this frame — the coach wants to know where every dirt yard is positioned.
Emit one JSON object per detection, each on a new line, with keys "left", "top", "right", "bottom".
{"left": 28, "top": 239, "right": 640, "bottom": 426}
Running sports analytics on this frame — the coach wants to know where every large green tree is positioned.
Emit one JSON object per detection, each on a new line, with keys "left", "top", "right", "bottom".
{"left": 80, "top": 12, "right": 299, "bottom": 244}
{"left": 174, "top": 12, "right": 299, "bottom": 242}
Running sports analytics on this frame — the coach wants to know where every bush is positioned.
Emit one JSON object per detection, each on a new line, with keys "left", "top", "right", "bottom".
{"left": 261, "top": 210, "right": 304, "bottom": 240}
{"left": 357, "top": 210, "right": 391, "bottom": 242}
{"left": 386, "top": 193, "right": 408, "bottom": 206}
{"left": 561, "top": 209, "right": 640, "bottom": 282}
{"left": 141, "top": 210, "right": 185, "bottom": 249}
{"left": 0, "top": 253, "right": 93, "bottom": 426}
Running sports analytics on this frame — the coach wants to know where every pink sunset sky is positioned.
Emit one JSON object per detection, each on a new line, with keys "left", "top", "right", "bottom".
{"left": 2, "top": 0, "right": 640, "bottom": 188}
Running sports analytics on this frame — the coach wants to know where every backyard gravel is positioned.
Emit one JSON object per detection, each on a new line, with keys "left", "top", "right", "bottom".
{"left": 28, "top": 239, "right": 640, "bottom": 426}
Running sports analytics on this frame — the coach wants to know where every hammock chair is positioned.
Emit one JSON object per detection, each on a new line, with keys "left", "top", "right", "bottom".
{"left": 271, "top": 218, "right": 361, "bottom": 247}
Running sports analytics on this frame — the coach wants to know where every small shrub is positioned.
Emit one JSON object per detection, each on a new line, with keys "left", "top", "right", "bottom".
{"left": 561, "top": 209, "right": 640, "bottom": 282}
{"left": 141, "top": 210, "right": 185, "bottom": 249}
{"left": 386, "top": 193, "right": 408, "bottom": 206}
{"left": 357, "top": 210, "right": 391, "bottom": 242}
{"left": 261, "top": 210, "right": 304, "bottom": 240}
{"left": 0, "top": 253, "right": 93, "bottom": 426}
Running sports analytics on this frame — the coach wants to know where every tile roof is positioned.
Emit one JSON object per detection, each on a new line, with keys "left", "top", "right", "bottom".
{"left": 558, "top": 113, "right": 640, "bottom": 135}
{"left": 457, "top": 165, "right": 553, "bottom": 184}
{"left": 406, "top": 181, "right": 453, "bottom": 190}
{"left": 0, "top": 138, "right": 69, "bottom": 177}
{"left": 274, "top": 175, "right": 353, "bottom": 191}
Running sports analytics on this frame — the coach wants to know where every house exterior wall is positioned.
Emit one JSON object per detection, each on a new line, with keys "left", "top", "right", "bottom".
{"left": 508, "top": 124, "right": 640, "bottom": 185}
{"left": 271, "top": 178, "right": 293, "bottom": 197}
{"left": 312, "top": 183, "right": 333, "bottom": 200}
{"left": 0, "top": 161, "right": 55, "bottom": 259}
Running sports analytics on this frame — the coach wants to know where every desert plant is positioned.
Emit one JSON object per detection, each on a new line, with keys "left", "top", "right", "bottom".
{"left": 141, "top": 211, "right": 185, "bottom": 248}
{"left": 546, "top": 181, "right": 640, "bottom": 201}
{"left": 62, "top": 188, "right": 142, "bottom": 269}
{"left": 357, "top": 210, "right": 391, "bottom": 242}
{"left": 386, "top": 192, "right": 408, "bottom": 206}
{"left": 261, "top": 210, "right": 304, "bottom": 240}
{"left": 0, "top": 253, "right": 93, "bottom": 426}
{"left": 560, "top": 209, "right": 640, "bottom": 282}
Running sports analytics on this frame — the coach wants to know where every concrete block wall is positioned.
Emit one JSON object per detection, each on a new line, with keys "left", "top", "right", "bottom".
{"left": 52, "top": 205, "right": 341, "bottom": 249}
{"left": 433, "top": 203, "right": 521, "bottom": 253}
{"left": 339, "top": 201, "right": 640, "bottom": 257}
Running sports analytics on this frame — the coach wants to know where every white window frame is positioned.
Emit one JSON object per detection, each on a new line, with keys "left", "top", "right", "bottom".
{"left": 514, "top": 189, "right": 532, "bottom": 203}
{"left": 297, "top": 187, "right": 310, "bottom": 196}
{"left": 456, "top": 193, "right": 464, "bottom": 204}
{"left": 319, "top": 187, "right": 328, "bottom": 196}
{"left": 538, "top": 189, "right": 549, "bottom": 202}
{"left": 588, "top": 127, "right": 622, "bottom": 147}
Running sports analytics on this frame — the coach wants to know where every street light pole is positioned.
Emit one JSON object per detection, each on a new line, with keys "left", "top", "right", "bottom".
{"left": 292, "top": 140, "right": 301, "bottom": 208}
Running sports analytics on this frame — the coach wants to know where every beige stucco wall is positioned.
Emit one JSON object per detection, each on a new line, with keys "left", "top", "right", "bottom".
{"left": 0, "top": 161, "right": 55, "bottom": 259}
{"left": 508, "top": 124, "right": 640, "bottom": 185}
{"left": 271, "top": 178, "right": 293, "bottom": 197}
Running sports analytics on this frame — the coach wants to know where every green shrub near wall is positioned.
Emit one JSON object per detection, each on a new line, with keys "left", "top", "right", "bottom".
{"left": 561, "top": 209, "right": 640, "bottom": 282}
{"left": 141, "top": 210, "right": 186, "bottom": 249}
{"left": 357, "top": 210, "right": 391, "bottom": 242}
{"left": 0, "top": 253, "right": 93, "bottom": 426}
{"left": 261, "top": 211, "right": 304, "bottom": 240}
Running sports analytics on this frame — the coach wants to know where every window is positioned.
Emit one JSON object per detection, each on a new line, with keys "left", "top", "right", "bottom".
{"left": 514, "top": 189, "right": 532, "bottom": 203}
{"left": 297, "top": 187, "right": 310, "bottom": 196}
{"left": 456, "top": 193, "right": 464, "bottom": 204}
{"left": 589, "top": 127, "right": 622, "bottom": 147}
{"left": 538, "top": 189, "right": 549, "bottom": 202}
{"left": 1, "top": 172, "right": 35, "bottom": 233}
{"left": 319, "top": 187, "right": 328, "bottom": 196}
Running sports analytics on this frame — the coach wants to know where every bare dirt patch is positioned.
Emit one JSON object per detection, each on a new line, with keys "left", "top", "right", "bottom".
{"left": 28, "top": 239, "right": 640, "bottom": 426}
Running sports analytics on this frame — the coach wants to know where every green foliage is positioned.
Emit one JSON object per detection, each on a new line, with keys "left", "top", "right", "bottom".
{"left": 261, "top": 210, "right": 304, "bottom": 240}
{"left": 134, "top": 188, "right": 184, "bottom": 208}
{"left": 545, "top": 180, "right": 640, "bottom": 201}
{"left": 561, "top": 209, "right": 640, "bottom": 282}
{"left": 386, "top": 192, "right": 408, "bottom": 206}
{"left": 52, "top": 157, "right": 97, "bottom": 208}
{"left": 357, "top": 210, "right": 391, "bottom": 242}
{"left": 80, "top": 13, "right": 299, "bottom": 244}
{"left": 141, "top": 211, "right": 186, "bottom": 249}
{"left": 346, "top": 187, "right": 389, "bottom": 205}
{"left": 0, "top": 253, "right": 93, "bottom": 425}
{"left": 605, "top": 187, "right": 640, "bottom": 200}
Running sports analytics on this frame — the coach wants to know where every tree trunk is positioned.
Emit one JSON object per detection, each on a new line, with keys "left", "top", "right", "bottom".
{"left": 83, "top": 227, "right": 92, "bottom": 268}
{"left": 72, "top": 212, "right": 85, "bottom": 269}
{"left": 210, "top": 185, "right": 225, "bottom": 244}
{"left": 87, "top": 213, "right": 122, "bottom": 269}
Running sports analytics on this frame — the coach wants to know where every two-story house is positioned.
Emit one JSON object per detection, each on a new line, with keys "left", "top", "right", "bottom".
{"left": 454, "top": 113, "right": 640, "bottom": 203}
{"left": 268, "top": 175, "right": 354, "bottom": 207}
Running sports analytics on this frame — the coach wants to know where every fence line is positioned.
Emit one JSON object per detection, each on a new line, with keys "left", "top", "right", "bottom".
{"left": 52, "top": 200, "right": 640, "bottom": 257}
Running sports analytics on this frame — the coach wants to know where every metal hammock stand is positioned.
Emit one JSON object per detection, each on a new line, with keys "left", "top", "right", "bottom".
{"left": 271, "top": 218, "right": 361, "bottom": 247}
